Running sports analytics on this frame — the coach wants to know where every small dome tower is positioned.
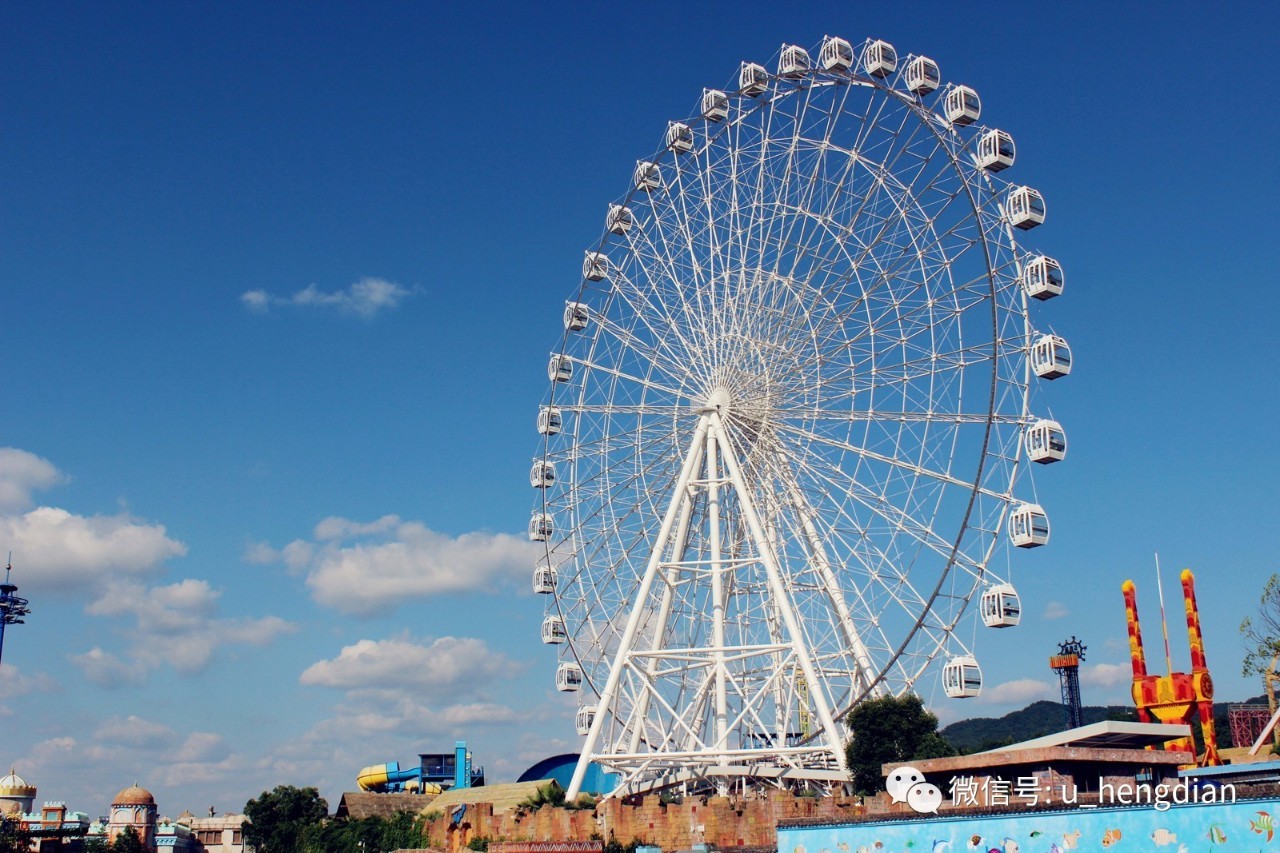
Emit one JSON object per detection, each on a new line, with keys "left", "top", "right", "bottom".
{"left": 109, "top": 783, "right": 158, "bottom": 849}
{"left": 0, "top": 768, "right": 36, "bottom": 814}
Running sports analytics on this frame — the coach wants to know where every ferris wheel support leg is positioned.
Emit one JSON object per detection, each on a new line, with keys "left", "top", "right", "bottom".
{"left": 711, "top": 413, "right": 848, "bottom": 771}
{"left": 782, "top": 475, "right": 885, "bottom": 699}
{"left": 706, "top": 420, "right": 730, "bottom": 768}
{"left": 627, "top": 464, "right": 700, "bottom": 755}
{"left": 568, "top": 414, "right": 714, "bottom": 801}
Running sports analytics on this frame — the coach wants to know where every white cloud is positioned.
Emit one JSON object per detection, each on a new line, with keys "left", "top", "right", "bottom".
{"left": 70, "top": 647, "right": 148, "bottom": 688}
{"left": 77, "top": 579, "right": 295, "bottom": 678}
{"left": 0, "top": 448, "right": 66, "bottom": 511}
{"left": 0, "top": 448, "right": 183, "bottom": 591}
{"left": 242, "top": 541, "right": 279, "bottom": 564}
{"left": 0, "top": 507, "right": 185, "bottom": 591}
{"left": 0, "top": 449, "right": 291, "bottom": 683}
{"left": 976, "top": 678, "right": 1056, "bottom": 706}
{"left": 240, "top": 290, "right": 269, "bottom": 312}
{"left": 0, "top": 663, "right": 59, "bottom": 710}
{"left": 1082, "top": 662, "right": 1133, "bottom": 688}
{"left": 1043, "top": 600, "right": 1069, "bottom": 620}
{"left": 258, "top": 517, "right": 537, "bottom": 615}
{"left": 16, "top": 722, "right": 248, "bottom": 807}
{"left": 174, "top": 732, "right": 230, "bottom": 764}
{"left": 261, "top": 635, "right": 538, "bottom": 803}
{"left": 94, "top": 715, "right": 180, "bottom": 749}
{"left": 300, "top": 635, "right": 519, "bottom": 697}
{"left": 240, "top": 278, "right": 411, "bottom": 318}
{"left": 272, "top": 633, "right": 532, "bottom": 799}
{"left": 313, "top": 514, "right": 401, "bottom": 540}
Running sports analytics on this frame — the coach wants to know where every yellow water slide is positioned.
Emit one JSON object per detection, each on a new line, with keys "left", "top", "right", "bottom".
{"left": 357, "top": 762, "right": 443, "bottom": 794}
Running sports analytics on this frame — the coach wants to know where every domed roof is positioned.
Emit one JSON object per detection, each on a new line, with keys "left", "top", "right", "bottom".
{"left": 113, "top": 783, "right": 155, "bottom": 806}
{"left": 0, "top": 768, "right": 35, "bottom": 797}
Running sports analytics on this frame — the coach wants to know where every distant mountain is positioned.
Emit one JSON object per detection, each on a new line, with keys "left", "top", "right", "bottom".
{"left": 939, "top": 695, "right": 1271, "bottom": 753}
{"left": 940, "top": 700, "right": 1135, "bottom": 752}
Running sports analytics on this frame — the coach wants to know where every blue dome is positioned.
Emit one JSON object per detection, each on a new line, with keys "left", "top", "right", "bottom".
{"left": 516, "top": 754, "right": 617, "bottom": 795}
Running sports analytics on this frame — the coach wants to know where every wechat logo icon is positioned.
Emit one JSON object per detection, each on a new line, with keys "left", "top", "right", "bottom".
{"left": 887, "top": 765, "right": 942, "bottom": 814}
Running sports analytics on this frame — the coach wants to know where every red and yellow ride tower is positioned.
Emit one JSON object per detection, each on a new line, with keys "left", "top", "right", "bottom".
{"left": 1122, "top": 568, "right": 1220, "bottom": 766}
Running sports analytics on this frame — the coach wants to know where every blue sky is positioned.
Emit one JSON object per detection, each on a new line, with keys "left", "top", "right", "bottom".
{"left": 1, "top": 0, "right": 1278, "bottom": 818}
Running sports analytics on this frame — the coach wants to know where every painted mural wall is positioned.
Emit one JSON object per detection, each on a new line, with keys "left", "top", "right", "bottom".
{"left": 779, "top": 797, "right": 1280, "bottom": 853}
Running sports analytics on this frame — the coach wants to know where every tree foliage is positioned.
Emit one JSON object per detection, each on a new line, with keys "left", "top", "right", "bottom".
{"left": 111, "top": 826, "right": 146, "bottom": 853}
{"left": 1241, "top": 573, "right": 1280, "bottom": 681}
{"left": 515, "top": 782, "right": 565, "bottom": 814}
{"left": 513, "top": 782, "right": 598, "bottom": 816}
{"left": 1241, "top": 573, "right": 1280, "bottom": 745}
{"left": 602, "top": 838, "right": 646, "bottom": 853}
{"left": 845, "top": 693, "right": 955, "bottom": 794}
{"left": 298, "top": 812, "right": 425, "bottom": 853}
{"left": 0, "top": 817, "right": 31, "bottom": 853}
{"left": 243, "top": 785, "right": 329, "bottom": 853}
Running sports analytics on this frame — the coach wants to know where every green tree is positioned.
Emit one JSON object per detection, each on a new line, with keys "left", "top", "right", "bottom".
{"left": 111, "top": 826, "right": 146, "bottom": 853}
{"left": 297, "top": 812, "right": 427, "bottom": 853}
{"left": 243, "top": 785, "right": 328, "bottom": 853}
{"left": 845, "top": 693, "right": 956, "bottom": 794}
{"left": 0, "top": 817, "right": 31, "bottom": 853}
{"left": 1241, "top": 573, "right": 1280, "bottom": 748}
{"left": 380, "top": 812, "right": 426, "bottom": 852}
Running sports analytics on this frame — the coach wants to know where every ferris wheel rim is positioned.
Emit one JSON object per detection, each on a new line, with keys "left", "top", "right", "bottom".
{"left": 532, "top": 38, "right": 1064, "bottom": 765}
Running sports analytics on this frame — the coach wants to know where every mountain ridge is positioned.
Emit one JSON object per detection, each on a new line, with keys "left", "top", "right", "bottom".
{"left": 939, "top": 695, "right": 1269, "bottom": 753}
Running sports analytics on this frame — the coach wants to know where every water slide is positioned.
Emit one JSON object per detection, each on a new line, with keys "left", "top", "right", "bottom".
{"left": 356, "top": 762, "right": 443, "bottom": 794}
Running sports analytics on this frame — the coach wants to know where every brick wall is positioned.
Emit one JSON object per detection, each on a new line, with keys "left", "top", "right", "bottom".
{"left": 422, "top": 792, "right": 864, "bottom": 852}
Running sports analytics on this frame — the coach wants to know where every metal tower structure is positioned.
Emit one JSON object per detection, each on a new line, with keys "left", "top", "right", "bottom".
{"left": 0, "top": 560, "right": 32, "bottom": 669}
{"left": 1049, "top": 636, "right": 1086, "bottom": 730}
{"left": 1229, "top": 705, "right": 1271, "bottom": 749}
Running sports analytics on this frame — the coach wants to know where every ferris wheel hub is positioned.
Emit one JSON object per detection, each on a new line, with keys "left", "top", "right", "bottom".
{"left": 697, "top": 386, "right": 732, "bottom": 415}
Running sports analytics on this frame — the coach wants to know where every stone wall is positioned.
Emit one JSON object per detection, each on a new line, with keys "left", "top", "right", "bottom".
{"left": 422, "top": 792, "right": 865, "bottom": 853}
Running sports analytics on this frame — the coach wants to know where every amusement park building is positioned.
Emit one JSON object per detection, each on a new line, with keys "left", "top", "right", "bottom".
{"left": 1, "top": 769, "right": 92, "bottom": 852}
{"left": 0, "top": 770, "right": 245, "bottom": 853}
{"left": 85, "top": 789, "right": 248, "bottom": 853}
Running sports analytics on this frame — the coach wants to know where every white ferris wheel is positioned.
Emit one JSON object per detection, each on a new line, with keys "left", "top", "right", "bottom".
{"left": 528, "top": 36, "right": 1071, "bottom": 798}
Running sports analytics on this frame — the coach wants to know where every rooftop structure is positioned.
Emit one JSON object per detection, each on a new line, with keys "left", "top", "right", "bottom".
{"left": 980, "top": 720, "right": 1195, "bottom": 752}
{"left": 884, "top": 722, "right": 1195, "bottom": 812}
{"left": 177, "top": 811, "right": 247, "bottom": 853}
{"left": 420, "top": 780, "right": 555, "bottom": 816}
{"left": 335, "top": 792, "right": 438, "bottom": 820}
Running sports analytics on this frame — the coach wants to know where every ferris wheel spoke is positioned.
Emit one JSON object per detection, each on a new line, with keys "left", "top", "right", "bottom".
{"left": 722, "top": 424, "right": 948, "bottom": 697}
{"left": 565, "top": 355, "right": 685, "bottom": 400}
{"left": 803, "top": 158, "right": 999, "bottom": 351}
{"left": 592, "top": 271, "right": 707, "bottom": 389}
{"left": 618, "top": 227, "right": 710, "bottom": 368}
{"left": 773, "top": 418, "right": 1010, "bottom": 505}
{"left": 776, "top": 441, "right": 987, "bottom": 604}
{"left": 785, "top": 408, "right": 1024, "bottom": 425}
{"left": 586, "top": 307, "right": 702, "bottom": 397}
